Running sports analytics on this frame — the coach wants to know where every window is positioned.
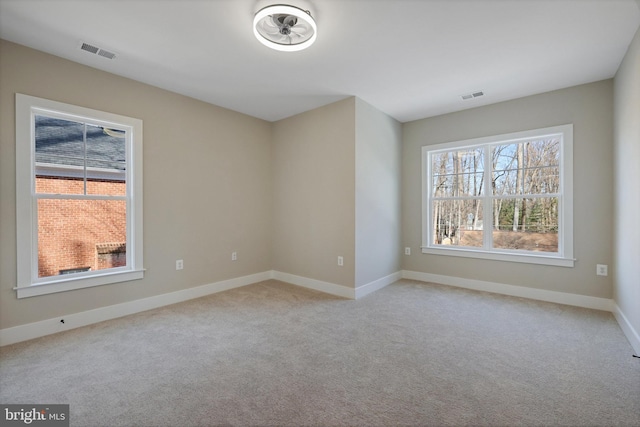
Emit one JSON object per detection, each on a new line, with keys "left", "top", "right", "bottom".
{"left": 422, "top": 124, "right": 573, "bottom": 267}
{"left": 16, "top": 94, "right": 143, "bottom": 298}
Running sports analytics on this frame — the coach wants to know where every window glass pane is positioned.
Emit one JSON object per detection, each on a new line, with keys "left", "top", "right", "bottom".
{"left": 432, "top": 148, "right": 484, "bottom": 197}
{"left": 37, "top": 199, "right": 126, "bottom": 278}
{"left": 86, "top": 125, "right": 126, "bottom": 196}
{"left": 492, "top": 143, "right": 519, "bottom": 196}
{"left": 492, "top": 139, "right": 560, "bottom": 196}
{"left": 35, "top": 116, "right": 126, "bottom": 196}
{"left": 433, "top": 199, "right": 483, "bottom": 247}
{"left": 35, "top": 115, "right": 85, "bottom": 195}
{"left": 492, "top": 197, "right": 558, "bottom": 252}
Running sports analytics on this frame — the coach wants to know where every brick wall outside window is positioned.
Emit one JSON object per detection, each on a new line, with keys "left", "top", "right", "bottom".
{"left": 37, "top": 176, "right": 126, "bottom": 278}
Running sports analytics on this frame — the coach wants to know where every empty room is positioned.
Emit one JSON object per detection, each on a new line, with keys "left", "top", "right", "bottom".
{"left": 0, "top": 0, "right": 639, "bottom": 426}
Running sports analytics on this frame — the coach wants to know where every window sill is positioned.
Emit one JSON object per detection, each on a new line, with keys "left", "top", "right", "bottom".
{"left": 15, "top": 269, "right": 145, "bottom": 298}
{"left": 421, "top": 246, "right": 575, "bottom": 267}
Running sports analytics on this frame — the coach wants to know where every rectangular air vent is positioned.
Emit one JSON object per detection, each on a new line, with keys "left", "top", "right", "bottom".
{"left": 80, "top": 42, "right": 99, "bottom": 54}
{"left": 97, "top": 49, "right": 116, "bottom": 59}
{"left": 80, "top": 41, "right": 116, "bottom": 60}
{"left": 461, "top": 91, "right": 484, "bottom": 100}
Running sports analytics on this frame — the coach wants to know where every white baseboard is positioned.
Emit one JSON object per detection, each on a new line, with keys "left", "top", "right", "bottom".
{"left": 271, "top": 271, "right": 355, "bottom": 299}
{"left": 401, "top": 270, "right": 613, "bottom": 312}
{"left": 271, "top": 270, "right": 402, "bottom": 300}
{"left": 4, "top": 268, "right": 627, "bottom": 350}
{"left": 355, "top": 271, "right": 402, "bottom": 299}
{"left": 1, "top": 269, "right": 394, "bottom": 346}
{"left": 613, "top": 304, "right": 640, "bottom": 355}
{"left": 0, "top": 271, "right": 272, "bottom": 347}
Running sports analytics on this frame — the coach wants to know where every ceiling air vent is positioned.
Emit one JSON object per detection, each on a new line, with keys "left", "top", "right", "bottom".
{"left": 80, "top": 42, "right": 99, "bottom": 54}
{"left": 80, "top": 42, "right": 116, "bottom": 60}
{"left": 461, "top": 91, "right": 484, "bottom": 100}
{"left": 97, "top": 49, "right": 116, "bottom": 59}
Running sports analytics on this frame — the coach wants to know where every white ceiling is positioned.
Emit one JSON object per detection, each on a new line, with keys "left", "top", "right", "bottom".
{"left": 1, "top": 0, "right": 639, "bottom": 123}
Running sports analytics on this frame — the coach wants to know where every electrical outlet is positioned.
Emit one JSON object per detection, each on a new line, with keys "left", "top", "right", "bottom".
{"left": 405, "top": 247, "right": 411, "bottom": 255}
{"left": 176, "top": 259, "right": 184, "bottom": 270}
{"left": 232, "top": 252, "right": 237, "bottom": 261}
{"left": 337, "top": 256, "right": 344, "bottom": 266}
{"left": 596, "top": 264, "right": 608, "bottom": 276}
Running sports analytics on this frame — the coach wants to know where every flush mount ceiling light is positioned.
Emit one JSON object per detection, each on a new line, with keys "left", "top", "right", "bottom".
{"left": 253, "top": 4, "right": 317, "bottom": 52}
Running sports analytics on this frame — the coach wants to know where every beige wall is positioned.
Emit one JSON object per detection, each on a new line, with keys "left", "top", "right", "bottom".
{"left": 355, "top": 98, "right": 402, "bottom": 288}
{"left": 0, "top": 40, "right": 273, "bottom": 329}
{"left": 613, "top": 26, "right": 640, "bottom": 345}
{"left": 271, "top": 98, "right": 357, "bottom": 287}
{"left": 402, "top": 80, "right": 614, "bottom": 299}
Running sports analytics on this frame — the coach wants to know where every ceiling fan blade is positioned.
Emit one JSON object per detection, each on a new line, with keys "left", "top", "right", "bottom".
{"left": 293, "top": 20, "right": 311, "bottom": 31}
{"left": 264, "top": 18, "right": 279, "bottom": 28}
{"left": 290, "top": 29, "right": 307, "bottom": 38}
{"left": 264, "top": 27, "right": 282, "bottom": 36}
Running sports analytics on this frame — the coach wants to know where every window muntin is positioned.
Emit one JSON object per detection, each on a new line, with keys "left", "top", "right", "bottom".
{"left": 422, "top": 125, "right": 573, "bottom": 267}
{"left": 16, "top": 94, "right": 143, "bottom": 298}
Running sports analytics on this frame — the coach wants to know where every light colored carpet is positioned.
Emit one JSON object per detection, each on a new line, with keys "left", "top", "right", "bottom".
{"left": 1, "top": 279, "right": 639, "bottom": 426}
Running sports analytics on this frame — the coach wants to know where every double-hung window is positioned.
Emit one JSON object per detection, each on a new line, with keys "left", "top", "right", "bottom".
{"left": 422, "top": 124, "right": 573, "bottom": 267}
{"left": 15, "top": 94, "right": 144, "bottom": 298}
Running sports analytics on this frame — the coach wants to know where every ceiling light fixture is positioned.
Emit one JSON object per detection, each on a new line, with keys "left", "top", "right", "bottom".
{"left": 253, "top": 4, "right": 317, "bottom": 52}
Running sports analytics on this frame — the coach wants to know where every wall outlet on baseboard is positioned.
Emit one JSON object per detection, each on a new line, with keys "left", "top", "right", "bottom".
{"left": 176, "top": 259, "right": 184, "bottom": 270}
{"left": 405, "top": 247, "right": 411, "bottom": 255}
{"left": 596, "top": 264, "right": 608, "bottom": 276}
{"left": 337, "top": 256, "right": 344, "bottom": 266}
{"left": 232, "top": 252, "right": 237, "bottom": 261}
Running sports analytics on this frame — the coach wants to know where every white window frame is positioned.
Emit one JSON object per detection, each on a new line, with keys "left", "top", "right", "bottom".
{"left": 421, "top": 124, "right": 574, "bottom": 267}
{"left": 15, "top": 94, "right": 144, "bottom": 298}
